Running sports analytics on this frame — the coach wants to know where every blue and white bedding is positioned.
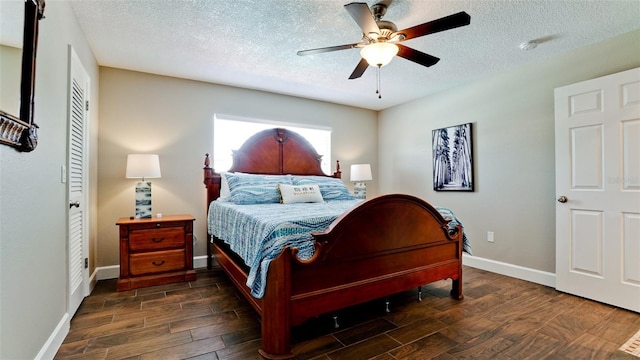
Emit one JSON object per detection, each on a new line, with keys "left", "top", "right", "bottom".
{"left": 209, "top": 200, "right": 360, "bottom": 298}
{"left": 435, "top": 206, "right": 472, "bottom": 256}
{"left": 208, "top": 199, "right": 471, "bottom": 298}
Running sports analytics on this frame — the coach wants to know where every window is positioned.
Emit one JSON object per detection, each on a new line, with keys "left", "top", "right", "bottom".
{"left": 213, "top": 114, "right": 332, "bottom": 173}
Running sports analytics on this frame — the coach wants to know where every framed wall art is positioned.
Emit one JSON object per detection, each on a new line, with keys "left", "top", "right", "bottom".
{"left": 432, "top": 123, "right": 473, "bottom": 191}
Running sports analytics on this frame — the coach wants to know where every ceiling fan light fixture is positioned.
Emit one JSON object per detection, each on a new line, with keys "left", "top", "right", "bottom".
{"left": 360, "top": 42, "right": 399, "bottom": 67}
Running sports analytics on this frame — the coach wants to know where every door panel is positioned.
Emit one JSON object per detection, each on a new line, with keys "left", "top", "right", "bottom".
{"left": 623, "top": 119, "right": 640, "bottom": 190}
{"left": 555, "top": 67, "right": 640, "bottom": 313}
{"left": 571, "top": 125, "right": 603, "bottom": 189}
{"left": 570, "top": 210, "right": 602, "bottom": 276}
{"left": 623, "top": 213, "right": 640, "bottom": 285}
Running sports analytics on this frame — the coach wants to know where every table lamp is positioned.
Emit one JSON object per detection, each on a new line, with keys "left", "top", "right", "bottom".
{"left": 350, "top": 164, "right": 372, "bottom": 200}
{"left": 126, "top": 154, "right": 161, "bottom": 218}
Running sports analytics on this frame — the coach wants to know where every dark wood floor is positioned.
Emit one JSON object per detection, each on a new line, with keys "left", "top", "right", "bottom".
{"left": 55, "top": 265, "right": 640, "bottom": 360}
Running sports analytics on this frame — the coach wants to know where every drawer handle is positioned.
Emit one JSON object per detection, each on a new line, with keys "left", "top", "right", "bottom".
{"left": 151, "top": 237, "right": 165, "bottom": 243}
{"left": 152, "top": 260, "right": 165, "bottom": 266}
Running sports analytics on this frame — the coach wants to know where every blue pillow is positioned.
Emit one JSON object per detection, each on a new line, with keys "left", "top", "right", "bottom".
{"left": 224, "top": 173, "right": 293, "bottom": 204}
{"left": 292, "top": 176, "right": 355, "bottom": 200}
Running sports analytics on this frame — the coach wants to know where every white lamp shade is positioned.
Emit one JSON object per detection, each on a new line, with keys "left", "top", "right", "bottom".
{"left": 350, "top": 164, "right": 372, "bottom": 182}
{"left": 126, "top": 154, "right": 161, "bottom": 179}
{"left": 360, "top": 42, "right": 399, "bottom": 67}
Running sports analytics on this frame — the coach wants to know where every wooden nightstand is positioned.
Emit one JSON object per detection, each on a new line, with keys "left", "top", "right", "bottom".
{"left": 116, "top": 214, "right": 196, "bottom": 291}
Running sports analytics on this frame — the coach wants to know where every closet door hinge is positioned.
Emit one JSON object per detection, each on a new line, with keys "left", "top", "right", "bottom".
{"left": 84, "top": 258, "right": 88, "bottom": 269}
{"left": 86, "top": 100, "right": 89, "bottom": 111}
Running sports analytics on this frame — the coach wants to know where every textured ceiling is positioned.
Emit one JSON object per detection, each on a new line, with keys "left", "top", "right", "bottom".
{"left": 3, "top": 1, "right": 640, "bottom": 110}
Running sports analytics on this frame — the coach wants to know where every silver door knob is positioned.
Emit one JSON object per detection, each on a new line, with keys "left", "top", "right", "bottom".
{"left": 557, "top": 196, "right": 568, "bottom": 203}
{"left": 69, "top": 201, "right": 80, "bottom": 208}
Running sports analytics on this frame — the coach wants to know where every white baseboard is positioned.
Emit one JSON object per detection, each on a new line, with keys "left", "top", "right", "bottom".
{"left": 89, "top": 268, "right": 99, "bottom": 293}
{"left": 94, "top": 256, "right": 211, "bottom": 281}
{"left": 193, "top": 255, "right": 208, "bottom": 269}
{"left": 35, "top": 313, "right": 69, "bottom": 360}
{"left": 462, "top": 253, "right": 556, "bottom": 288}
{"left": 96, "top": 265, "right": 120, "bottom": 280}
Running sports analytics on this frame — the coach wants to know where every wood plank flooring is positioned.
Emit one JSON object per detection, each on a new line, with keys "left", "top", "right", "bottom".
{"left": 55, "top": 266, "right": 640, "bottom": 360}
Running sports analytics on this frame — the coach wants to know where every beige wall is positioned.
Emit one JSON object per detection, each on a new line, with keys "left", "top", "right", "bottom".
{"left": 378, "top": 29, "right": 640, "bottom": 273}
{"left": 0, "top": 2, "right": 100, "bottom": 359}
{"left": 97, "top": 68, "right": 377, "bottom": 267}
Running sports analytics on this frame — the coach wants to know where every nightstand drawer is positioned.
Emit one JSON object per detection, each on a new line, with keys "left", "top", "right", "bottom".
{"left": 129, "top": 249, "right": 185, "bottom": 275}
{"left": 129, "top": 227, "right": 185, "bottom": 251}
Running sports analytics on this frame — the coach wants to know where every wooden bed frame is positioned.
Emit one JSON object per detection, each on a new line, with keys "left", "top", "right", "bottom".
{"left": 203, "top": 128, "right": 463, "bottom": 359}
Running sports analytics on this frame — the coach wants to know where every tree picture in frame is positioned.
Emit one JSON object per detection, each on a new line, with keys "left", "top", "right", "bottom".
{"left": 432, "top": 123, "right": 473, "bottom": 191}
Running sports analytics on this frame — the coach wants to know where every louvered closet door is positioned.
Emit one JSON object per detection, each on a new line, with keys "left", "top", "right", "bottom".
{"left": 67, "top": 46, "right": 90, "bottom": 317}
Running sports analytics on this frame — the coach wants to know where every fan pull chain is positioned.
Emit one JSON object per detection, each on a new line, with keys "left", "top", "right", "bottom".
{"left": 376, "top": 65, "right": 382, "bottom": 99}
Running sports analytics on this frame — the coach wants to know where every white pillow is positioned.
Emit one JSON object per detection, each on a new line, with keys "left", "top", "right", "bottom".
{"left": 278, "top": 183, "right": 324, "bottom": 204}
{"left": 219, "top": 172, "right": 231, "bottom": 201}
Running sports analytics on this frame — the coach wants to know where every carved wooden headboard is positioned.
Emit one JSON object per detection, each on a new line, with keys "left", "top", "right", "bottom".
{"left": 203, "top": 128, "right": 341, "bottom": 208}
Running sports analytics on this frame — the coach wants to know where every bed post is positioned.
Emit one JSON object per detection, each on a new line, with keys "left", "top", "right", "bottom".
{"left": 451, "top": 232, "right": 464, "bottom": 300}
{"left": 333, "top": 160, "right": 341, "bottom": 178}
{"left": 203, "top": 153, "right": 221, "bottom": 270}
{"left": 258, "top": 249, "right": 293, "bottom": 360}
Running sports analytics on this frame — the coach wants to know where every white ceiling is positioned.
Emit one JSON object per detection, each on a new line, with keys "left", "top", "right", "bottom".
{"left": 3, "top": 1, "right": 640, "bottom": 110}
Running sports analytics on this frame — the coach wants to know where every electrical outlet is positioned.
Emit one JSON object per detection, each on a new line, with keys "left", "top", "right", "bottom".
{"left": 487, "top": 231, "right": 495, "bottom": 243}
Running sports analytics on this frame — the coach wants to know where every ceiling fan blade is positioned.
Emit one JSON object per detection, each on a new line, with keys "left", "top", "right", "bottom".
{"left": 396, "top": 44, "right": 440, "bottom": 67}
{"left": 344, "top": 2, "right": 380, "bottom": 36}
{"left": 398, "top": 11, "right": 470, "bottom": 41}
{"left": 297, "top": 43, "right": 360, "bottom": 56}
{"left": 348, "top": 58, "right": 369, "bottom": 79}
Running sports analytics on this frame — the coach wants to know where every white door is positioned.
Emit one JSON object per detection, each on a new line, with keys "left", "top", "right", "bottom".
{"left": 67, "top": 46, "right": 90, "bottom": 316}
{"left": 555, "top": 67, "right": 640, "bottom": 313}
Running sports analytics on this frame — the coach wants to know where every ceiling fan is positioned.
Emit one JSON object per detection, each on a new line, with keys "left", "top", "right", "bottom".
{"left": 297, "top": 1, "right": 471, "bottom": 80}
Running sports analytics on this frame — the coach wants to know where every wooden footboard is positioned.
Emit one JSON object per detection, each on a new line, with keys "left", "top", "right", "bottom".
{"left": 294, "top": 194, "right": 462, "bottom": 316}
{"left": 210, "top": 194, "right": 463, "bottom": 359}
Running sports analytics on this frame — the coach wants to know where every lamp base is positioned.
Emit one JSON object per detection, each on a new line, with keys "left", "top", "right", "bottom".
{"left": 135, "top": 181, "right": 152, "bottom": 218}
{"left": 353, "top": 182, "right": 367, "bottom": 200}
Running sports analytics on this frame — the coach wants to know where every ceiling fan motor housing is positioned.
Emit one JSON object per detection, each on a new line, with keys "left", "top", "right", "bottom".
{"left": 375, "top": 21, "right": 397, "bottom": 37}
{"left": 371, "top": 3, "right": 398, "bottom": 41}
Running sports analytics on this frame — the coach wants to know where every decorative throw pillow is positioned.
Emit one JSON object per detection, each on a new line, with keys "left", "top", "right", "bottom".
{"left": 224, "top": 173, "right": 293, "bottom": 204}
{"left": 278, "top": 183, "right": 324, "bottom": 204}
{"left": 292, "top": 176, "right": 355, "bottom": 200}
